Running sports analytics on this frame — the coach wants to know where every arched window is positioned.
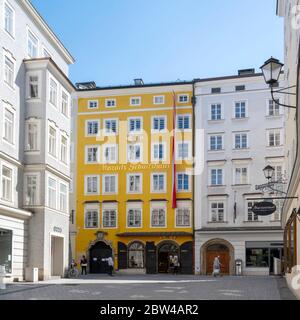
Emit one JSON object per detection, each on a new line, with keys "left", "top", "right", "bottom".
{"left": 128, "top": 242, "right": 144, "bottom": 268}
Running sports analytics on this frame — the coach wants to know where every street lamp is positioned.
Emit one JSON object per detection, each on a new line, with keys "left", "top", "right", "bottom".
{"left": 263, "top": 165, "right": 275, "bottom": 182}
{"left": 260, "top": 57, "right": 296, "bottom": 109}
{"left": 260, "top": 57, "right": 284, "bottom": 86}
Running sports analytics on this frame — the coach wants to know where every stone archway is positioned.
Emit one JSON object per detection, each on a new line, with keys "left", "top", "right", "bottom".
{"left": 200, "top": 239, "right": 235, "bottom": 275}
{"left": 157, "top": 240, "right": 179, "bottom": 273}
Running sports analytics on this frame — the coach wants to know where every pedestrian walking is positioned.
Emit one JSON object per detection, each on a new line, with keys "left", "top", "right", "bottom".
{"left": 80, "top": 255, "right": 88, "bottom": 275}
{"left": 212, "top": 256, "right": 222, "bottom": 277}
{"left": 102, "top": 256, "right": 114, "bottom": 276}
{"left": 173, "top": 255, "right": 180, "bottom": 275}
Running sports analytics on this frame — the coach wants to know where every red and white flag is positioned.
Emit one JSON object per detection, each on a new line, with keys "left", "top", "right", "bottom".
{"left": 172, "top": 91, "right": 177, "bottom": 209}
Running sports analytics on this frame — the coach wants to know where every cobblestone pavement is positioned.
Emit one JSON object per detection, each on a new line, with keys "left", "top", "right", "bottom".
{"left": 0, "top": 275, "right": 296, "bottom": 300}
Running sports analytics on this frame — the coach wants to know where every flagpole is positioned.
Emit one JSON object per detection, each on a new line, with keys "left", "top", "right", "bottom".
{"left": 172, "top": 91, "right": 177, "bottom": 209}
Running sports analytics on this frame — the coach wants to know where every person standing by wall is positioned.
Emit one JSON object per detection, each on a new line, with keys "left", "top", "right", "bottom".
{"left": 80, "top": 255, "right": 88, "bottom": 275}
{"left": 173, "top": 255, "right": 180, "bottom": 275}
{"left": 212, "top": 256, "right": 222, "bottom": 277}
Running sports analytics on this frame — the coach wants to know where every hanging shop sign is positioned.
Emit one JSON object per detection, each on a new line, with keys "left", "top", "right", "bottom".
{"left": 251, "top": 202, "right": 277, "bottom": 216}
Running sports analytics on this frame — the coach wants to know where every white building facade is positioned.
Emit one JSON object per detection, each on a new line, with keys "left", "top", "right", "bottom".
{"left": 0, "top": 0, "right": 74, "bottom": 281}
{"left": 194, "top": 70, "right": 285, "bottom": 276}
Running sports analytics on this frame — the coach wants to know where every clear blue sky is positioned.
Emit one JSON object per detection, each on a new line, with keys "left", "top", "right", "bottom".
{"left": 31, "top": 0, "right": 283, "bottom": 86}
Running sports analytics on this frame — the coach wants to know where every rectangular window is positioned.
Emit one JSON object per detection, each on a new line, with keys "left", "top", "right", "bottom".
{"left": 130, "top": 97, "right": 141, "bottom": 106}
{"left": 234, "top": 133, "right": 248, "bottom": 149}
{"left": 177, "top": 115, "right": 191, "bottom": 130}
{"left": 103, "top": 175, "right": 117, "bottom": 194}
{"left": 48, "top": 126, "right": 57, "bottom": 157}
{"left": 104, "top": 119, "right": 118, "bottom": 135}
{"left": 211, "top": 104, "right": 222, "bottom": 120}
{"left": 4, "top": 2, "right": 14, "bottom": 36}
{"left": 59, "top": 183, "right": 67, "bottom": 212}
{"left": 235, "top": 85, "right": 245, "bottom": 91}
{"left": 178, "top": 94, "right": 189, "bottom": 103}
{"left": 152, "top": 143, "right": 165, "bottom": 161}
{"left": 127, "top": 208, "right": 142, "bottom": 228}
{"left": 152, "top": 116, "right": 166, "bottom": 132}
{"left": 211, "top": 87, "right": 221, "bottom": 94}
{"left": 152, "top": 173, "right": 166, "bottom": 192}
{"left": 177, "top": 173, "right": 189, "bottom": 192}
{"left": 48, "top": 177, "right": 56, "bottom": 209}
{"left": 235, "top": 167, "right": 248, "bottom": 185}
{"left": 86, "top": 176, "right": 99, "bottom": 194}
{"left": 268, "top": 129, "right": 281, "bottom": 147}
{"left": 25, "top": 175, "right": 37, "bottom": 206}
{"left": 211, "top": 169, "right": 223, "bottom": 186}
{"left": 151, "top": 207, "right": 166, "bottom": 227}
{"left": 128, "top": 144, "right": 141, "bottom": 162}
{"left": 4, "top": 55, "right": 14, "bottom": 87}
{"left": 60, "top": 135, "right": 68, "bottom": 164}
{"left": 268, "top": 99, "right": 280, "bottom": 116}
{"left": 85, "top": 209, "right": 99, "bottom": 229}
{"left": 61, "top": 92, "right": 69, "bottom": 116}
{"left": 26, "top": 122, "right": 38, "bottom": 151}
{"left": 129, "top": 118, "right": 142, "bottom": 133}
{"left": 176, "top": 208, "right": 191, "bottom": 227}
{"left": 128, "top": 174, "right": 142, "bottom": 193}
{"left": 49, "top": 78, "right": 58, "bottom": 106}
{"left": 1, "top": 166, "right": 12, "bottom": 201}
{"left": 27, "top": 30, "right": 38, "bottom": 58}
{"left": 177, "top": 142, "right": 190, "bottom": 160}
{"left": 103, "top": 209, "right": 117, "bottom": 228}
{"left": 86, "top": 120, "right": 99, "bottom": 136}
{"left": 86, "top": 146, "right": 99, "bottom": 163}
{"left": 210, "top": 202, "right": 225, "bottom": 222}
{"left": 154, "top": 96, "right": 164, "bottom": 105}
{"left": 29, "top": 75, "right": 39, "bottom": 99}
{"left": 105, "top": 99, "right": 116, "bottom": 107}
{"left": 247, "top": 201, "right": 259, "bottom": 222}
{"left": 3, "top": 108, "right": 14, "bottom": 144}
{"left": 103, "top": 145, "right": 117, "bottom": 163}
{"left": 235, "top": 101, "right": 247, "bottom": 118}
{"left": 88, "top": 100, "right": 98, "bottom": 109}
{"left": 210, "top": 135, "right": 223, "bottom": 151}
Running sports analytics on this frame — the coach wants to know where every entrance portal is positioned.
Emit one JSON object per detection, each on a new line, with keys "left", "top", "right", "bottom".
{"left": 158, "top": 242, "right": 179, "bottom": 273}
{"left": 206, "top": 244, "right": 230, "bottom": 275}
{"left": 89, "top": 241, "right": 112, "bottom": 274}
{"left": 51, "top": 236, "right": 64, "bottom": 277}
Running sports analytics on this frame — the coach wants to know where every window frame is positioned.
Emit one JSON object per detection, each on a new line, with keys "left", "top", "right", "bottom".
{"left": 151, "top": 172, "right": 167, "bottom": 193}
{"left": 103, "top": 144, "right": 118, "bottom": 164}
{"left": 176, "top": 141, "right": 192, "bottom": 161}
{"left": 208, "top": 134, "right": 224, "bottom": 151}
{"left": 151, "top": 142, "right": 167, "bottom": 162}
{"left": 150, "top": 202, "right": 167, "bottom": 228}
{"left": 88, "top": 100, "right": 99, "bottom": 110}
{"left": 2, "top": 105, "right": 15, "bottom": 146}
{"left": 23, "top": 172, "right": 40, "bottom": 206}
{"left": 127, "top": 143, "right": 143, "bottom": 163}
{"left": 102, "top": 174, "right": 118, "bottom": 195}
{"left": 84, "top": 204, "right": 100, "bottom": 229}
{"left": 151, "top": 115, "right": 167, "bottom": 133}
{"left": 126, "top": 203, "right": 143, "bottom": 228}
{"left": 84, "top": 175, "right": 100, "bottom": 195}
{"left": 210, "top": 103, "right": 223, "bottom": 121}
{"left": 209, "top": 199, "right": 226, "bottom": 223}
{"left": 48, "top": 124, "right": 58, "bottom": 158}
{"left": 1, "top": 162, "right": 13, "bottom": 203}
{"left": 128, "top": 117, "right": 143, "bottom": 134}
{"left": 25, "top": 118, "right": 40, "bottom": 153}
{"left": 176, "top": 172, "right": 191, "bottom": 192}
{"left": 233, "top": 100, "right": 248, "bottom": 119}
{"left": 49, "top": 76, "right": 58, "bottom": 107}
{"left": 27, "top": 28, "right": 39, "bottom": 59}
{"left": 127, "top": 173, "right": 143, "bottom": 194}
{"left": 105, "top": 98, "right": 117, "bottom": 108}
{"left": 176, "top": 114, "right": 191, "bottom": 131}
{"left": 85, "top": 145, "right": 100, "bottom": 164}
{"left": 178, "top": 94, "right": 189, "bottom": 104}
{"left": 3, "top": 52, "right": 15, "bottom": 89}
{"left": 102, "top": 203, "right": 118, "bottom": 229}
{"left": 267, "top": 128, "right": 283, "bottom": 147}
{"left": 103, "top": 118, "right": 118, "bottom": 136}
{"left": 130, "top": 97, "right": 141, "bottom": 106}
{"left": 233, "top": 132, "right": 249, "bottom": 150}
{"left": 3, "top": 1, "right": 15, "bottom": 38}
{"left": 85, "top": 119, "right": 100, "bottom": 137}
{"left": 175, "top": 201, "right": 192, "bottom": 228}
{"left": 209, "top": 168, "right": 224, "bottom": 186}
{"left": 153, "top": 95, "right": 165, "bottom": 105}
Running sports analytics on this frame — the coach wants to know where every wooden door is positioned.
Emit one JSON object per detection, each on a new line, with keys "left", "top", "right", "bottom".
{"left": 180, "top": 241, "right": 193, "bottom": 274}
{"left": 145, "top": 242, "right": 156, "bottom": 274}
{"left": 206, "top": 250, "right": 230, "bottom": 275}
{"left": 118, "top": 242, "right": 127, "bottom": 270}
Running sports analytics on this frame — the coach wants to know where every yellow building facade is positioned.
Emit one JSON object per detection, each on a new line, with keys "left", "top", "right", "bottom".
{"left": 74, "top": 81, "right": 194, "bottom": 274}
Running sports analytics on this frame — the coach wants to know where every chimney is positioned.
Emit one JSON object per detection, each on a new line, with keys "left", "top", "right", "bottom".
{"left": 238, "top": 69, "right": 255, "bottom": 76}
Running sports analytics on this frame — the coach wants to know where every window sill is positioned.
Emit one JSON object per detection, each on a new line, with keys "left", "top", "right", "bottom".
{"left": 208, "top": 185, "right": 226, "bottom": 188}
{"left": 232, "top": 148, "right": 250, "bottom": 151}
{"left": 232, "top": 184, "right": 251, "bottom": 187}
{"left": 232, "top": 117, "right": 249, "bottom": 121}
{"left": 207, "top": 221, "right": 229, "bottom": 224}
{"left": 265, "top": 115, "right": 283, "bottom": 119}
{"left": 208, "top": 149, "right": 225, "bottom": 153}
{"left": 208, "top": 119, "right": 225, "bottom": 123}
{"left": 243, "top": 220, "right": 263, "bottom": 223}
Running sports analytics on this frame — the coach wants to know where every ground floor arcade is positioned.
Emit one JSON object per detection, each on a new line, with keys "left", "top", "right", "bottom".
{"left": 76, "top": 232, "right": 194, "bottom": 274}
{"left": 194, "top": 229, "right": 284, "bottom": 276}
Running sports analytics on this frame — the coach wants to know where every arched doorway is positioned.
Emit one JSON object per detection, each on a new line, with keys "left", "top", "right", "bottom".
{"left": 157, "top": 242, "right": 179, "bottom": 273}
{"left": 89, "top": 241, "right": 112, "bottom": 274}
{"left": 128, "top": 241, "right": 145, "bottom": 268}
{"left": 201, "top": 239, "right": 234, "bottom": 275}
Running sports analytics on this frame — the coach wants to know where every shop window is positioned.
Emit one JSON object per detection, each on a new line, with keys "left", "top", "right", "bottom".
{"left": 246, "top": 248, "right": 269, "bottom": 267}
{"left": 0, "top": 228, "right": 12, "bottom": 273}
{"left": 128, "top": 242, "right": 144, "bottom": 268}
